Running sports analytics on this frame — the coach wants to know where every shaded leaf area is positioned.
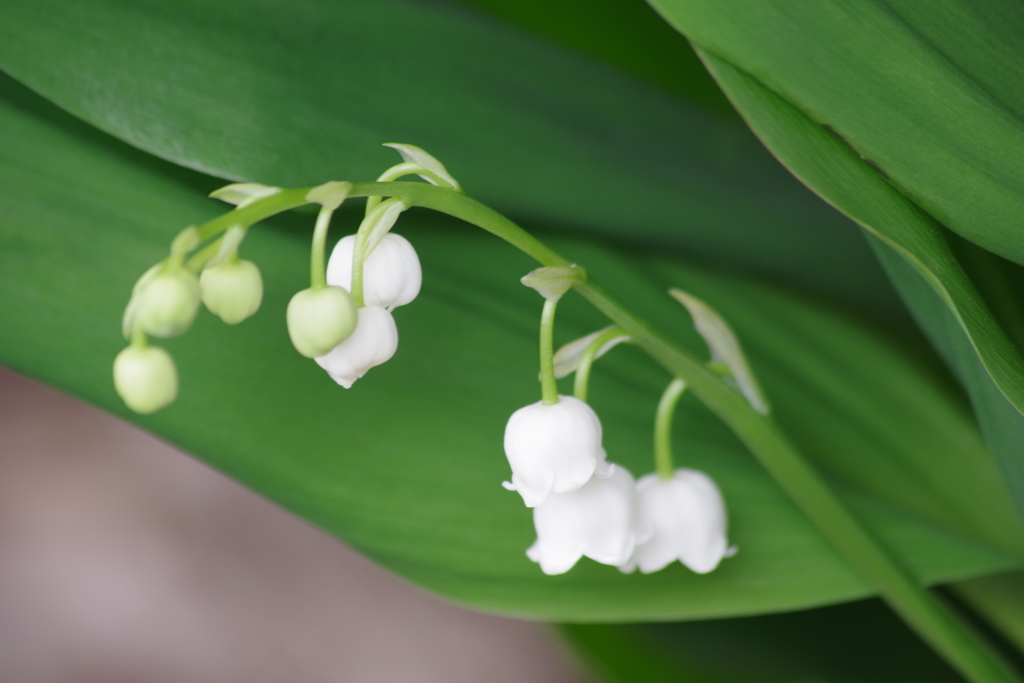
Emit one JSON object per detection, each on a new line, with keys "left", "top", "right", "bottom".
{"left": 956, "top": 571, "right": 1024, "bottom": 656}
{"left": 456, "top": 0, "right": 738, "bottom": 120}
{"left": 0, "top": 0, "right": 903, "bottom": 324}
{"left": 691, "top": 52, "right": 1024, "bottom": 525}
{"left": 2, "top": 70, "right": 1023, "bottom": 621}
{"left": 565, "top": 598, "right": 971, "bottom": 683}
{"left": 647, "top": 0, "right": 1024, "bottom": 267}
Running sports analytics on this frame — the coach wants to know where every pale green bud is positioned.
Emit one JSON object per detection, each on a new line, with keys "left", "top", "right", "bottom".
{"left": 135, "top": 270, "right": 201, "bottom": 338}
{"left": 286, "top": 286, "right": 357, "bottom": 358}
{"left": 113, "top": 345, "right": 178, "bottom": 414}
{"left": 200, "top": 259, "right": 263, "bottom": 325}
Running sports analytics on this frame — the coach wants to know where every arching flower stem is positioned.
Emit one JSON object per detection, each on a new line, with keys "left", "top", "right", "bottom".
{"left": 573, "top": 326, "right": 627, "bottom": 403}
{"left": 654, "top": 378, "right": 687, "bottom": 481}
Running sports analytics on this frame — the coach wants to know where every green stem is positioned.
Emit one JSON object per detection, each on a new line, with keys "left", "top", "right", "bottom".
{"left": 351, "top": 199, "right": 399, "bottom": 307}
{"left": 366, "top": 162, "right": 422, "bottom": 216}
{"left": 131, "top": 326, "right": 147, "bottom": 348}
{"left": 654, "top": 378, "right": 687, "bottom": 480}
{"left": 540, "top": 299, "right": 559, "bottom": 406}
{"left": 185, "top": 238, "right": 221, "bottom": 272}
{"left": 574, "top": 326, "right": 626, "bottom": 403}
{"left": 310, "top": 205, "right": 333, "bottom": 289}
{"left": 197, "top": 188, "right": 311, "bottom": 241}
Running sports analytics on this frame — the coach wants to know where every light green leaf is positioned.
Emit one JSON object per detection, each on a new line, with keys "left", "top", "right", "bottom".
{"left": 686, "top": 50, "right": 1024, "bottom": 521}
{"left": 646, "top": 0, "right": 1024, "bottom": 266}
{"left": 1, "top": 74, "right": 1022, "bottom": 620}
{"left": 0, "top": 0, "right": 901, "bottom": 323}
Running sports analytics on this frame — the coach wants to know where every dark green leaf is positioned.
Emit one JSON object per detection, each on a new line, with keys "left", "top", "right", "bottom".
{"left": 0, "top": 0, "right": 900, "bottom": 323}
{"left": 567, "top": 598, "right": 965, "bottom": 683}
{"left": 456, "top": 0, "right": 738, "bottom": 119}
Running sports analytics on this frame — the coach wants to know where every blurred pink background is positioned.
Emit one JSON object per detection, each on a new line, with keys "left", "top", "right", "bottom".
{"left": 0, "top": 366, "right": 587, "bottom": 682}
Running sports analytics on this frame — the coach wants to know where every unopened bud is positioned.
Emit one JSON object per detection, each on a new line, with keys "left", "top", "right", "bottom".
{"left": 113, "top": 345, "right": 178, "bottom": 414}
{"left": 286, "top": 286, "right": 357, "bottom": 358}
{"left": 135, "top": 270, "right": 201, "bottom": 338}
{"left": 200, "top": 260, "right": 264, "bottom": 324}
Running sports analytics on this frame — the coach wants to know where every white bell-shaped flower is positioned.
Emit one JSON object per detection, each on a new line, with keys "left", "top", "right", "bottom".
{"left": 315, "top": 305, "right": 399, "bottom": 388}
{"left": 326, "top": 233, "right": 422, "bottom": 310}
{"left": 627, "top": 469, "right": 734, "bottom": 574}
{"left": 503, "top": 395, "right": 610, "bottom": 508}
{"left": 526, "top": 464, "right": 639, "bottom": 575}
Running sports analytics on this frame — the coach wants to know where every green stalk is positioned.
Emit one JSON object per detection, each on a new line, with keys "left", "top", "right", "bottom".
{"left": 309, "top": 205, "right": 334, "bottom": 289}
{"left": 573, "top": 326, "right": 627, "bottom": 403}
{"left": 654, "top": 378, "right": 687, "bottom": 480}
{"left": 539, "top": 299, "right": 560, "bottom": 405}
{"left": 197, "top": 188, "right": 311, "bottom": 241}
{"left": 177, "top": 179, "right": 1018, "bottom": 681}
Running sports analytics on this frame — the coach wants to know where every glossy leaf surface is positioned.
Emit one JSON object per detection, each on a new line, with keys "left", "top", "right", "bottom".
{"left": 1, "top": 75, "right": 1022, "bottom": 620}
{"left": 0, "top": 0, "right": 900, "bottom": 322}
{"left": 647, "top": 0, "right": 1024, "bottom": 266}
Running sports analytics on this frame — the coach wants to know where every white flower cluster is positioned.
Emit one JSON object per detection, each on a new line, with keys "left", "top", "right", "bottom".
{"left": 503, "top": 395, "right": 734, "bottom": 576}
{"left": 313, "top": 232, "right": 422, "bottom": 388}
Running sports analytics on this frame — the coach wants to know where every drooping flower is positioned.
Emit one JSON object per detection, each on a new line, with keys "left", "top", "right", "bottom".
{"left": 326, "top": 233, "right": 422, "bottom": 310}
{"left": 526, "top": 464, "right": 639, "bottom": 575}
{"left": 315, "top": 305, "right": 399, "bottom": 388}
{"left": 286, "top": 286, "right": 357, "bottom": 358}
{"left": 502, "top": 395, "right": 610, "bottom": 508}
{"left": 625, "top": 469, "right": 734, "bottom": 574}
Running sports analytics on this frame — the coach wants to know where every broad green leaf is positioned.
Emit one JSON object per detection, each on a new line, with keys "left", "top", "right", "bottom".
{"left": 646, "top": 0, "right": 1024, "bottom": 266}
{"left": 2, "top": 73, "right": 1023, "bottom": 620}
{"left": 456, "top": 0, "right": 738, "bottom": 120}
{"left": 0, "top": 0, "right": 902, "bottom": 324}
{"left": 688, "top": 51, "right": 1024, "bottom": 522}
{"left": 567, "top": 598, "right": 965, "bottom": 683}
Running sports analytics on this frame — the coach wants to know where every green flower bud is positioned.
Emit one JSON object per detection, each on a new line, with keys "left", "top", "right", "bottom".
{"left": 113, "top": 345, "right": 178, "bottom": 414}
{"left": 200, "top": 259, "right": 264, "bottom": 325}
{"left": 135, "top": 270, "right": 201, "bottom": 338}
{"left": 286, "top": 286, "right": 357, "bottom": 358}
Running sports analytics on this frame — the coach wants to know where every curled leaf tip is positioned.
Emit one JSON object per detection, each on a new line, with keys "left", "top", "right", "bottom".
{"left": 552, "top": 326, "right": 631, "bottom": 379}
{"left": 383, "top": 143, "right": 461, "bottom": 190}
{"left": 669, "top": 288, "right": 770, "bottom": 415}
{"left": 521, "top": 265, "right": 586, "bottom": 302}
{"left": 210, "top": 182, "right": 282, "bottom": 208}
